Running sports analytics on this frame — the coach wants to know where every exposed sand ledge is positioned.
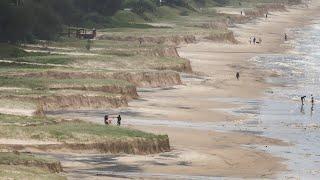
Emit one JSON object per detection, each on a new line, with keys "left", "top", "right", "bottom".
{"left": 0, "top": 137, "right": 170, "bottom": 155}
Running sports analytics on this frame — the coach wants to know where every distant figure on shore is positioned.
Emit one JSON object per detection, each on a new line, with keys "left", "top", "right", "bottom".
{"left": 138, "top": 38, "right": 143, "bottom": 46}
{"left": 241, "top": 11, "right": 243, "bottom": 15}
{"left": 310, "top": 94, "right": 314, "bottom": 115}
{"left": 249, "top": 37, "right": 252, "bottom": 44}
{"left": 265, "top": 13, "right": 268, "bottom": 18}
{"left": 301, "top": 96, "right": 306, "bottom": 105}
{"left": 253, "top": 37, "right": 256, "bottom": 44}
{"left": 236, "top": 72, "right": 240, "bottom": 80}
{"left": 284, "top": 33, "right": 288, "bottom": 41}
{"left": 117, "top": 115, "right": 122, "bottom": 126}
{"left": 300, "top": 104, "right": 305, "bottom": 114}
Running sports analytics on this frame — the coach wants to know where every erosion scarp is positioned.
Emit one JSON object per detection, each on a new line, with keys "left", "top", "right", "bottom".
{"left": 2, "top": 137, "right": 170, "bottom": 155}
{"left": 97, "top": 35, "right": 197, "bottom": 46}
{"left": 6, "top": 70, "right": 183, "bottom": 88}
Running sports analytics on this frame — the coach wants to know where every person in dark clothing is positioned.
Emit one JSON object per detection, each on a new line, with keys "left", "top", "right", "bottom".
{"left": 311, "top": 94, "right": 315, "bottom": 115}
{"left": 117, "top": 115, "right": 122, "bottom": 126}
{"left": 253, "top": 37, "right": 256, "bottom": 44}
{"left": 284, "top": 33, "right": 288, "bottom": 41}
{"left": 236, "top": 72, "right": 240, "bottom": 80}
{"left": 301, "top": 96, "right": 306, "bottom": 105}
{"left": 104, "top": 115, "right": 109, "bottom": 125}
{"left": 300, "top": 104, "right": 305, "bottom": 114}
{"left": 138, "top": 38, "right": 143, "bottom": 46}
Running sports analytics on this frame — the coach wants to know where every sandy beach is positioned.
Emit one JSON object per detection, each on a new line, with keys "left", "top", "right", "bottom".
{"left": 120, "top": 1, "right": 320, "bottom": 178}
{"left": 45, "top": 1, "right": 320, "bottom": 179}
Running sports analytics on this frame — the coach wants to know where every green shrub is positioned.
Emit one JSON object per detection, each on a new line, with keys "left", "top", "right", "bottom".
{"left": 124, "top": 0, "right": 157, "bottom": 15}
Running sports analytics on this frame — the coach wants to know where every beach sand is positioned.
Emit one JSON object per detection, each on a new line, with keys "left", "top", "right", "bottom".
{"left": 118, "top": 2, "right": 320, "bottom": 179}
{"left": 58, "top": 2, "right": 320, "bottom": 179}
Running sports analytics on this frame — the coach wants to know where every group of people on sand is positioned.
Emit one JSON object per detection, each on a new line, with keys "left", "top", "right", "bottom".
{"left": 249, "top": 36, "right": 262, "bottom": 45}
{"left": 249, "top": 33, "right": 288, "bottom": 45}
{"left": 300, "top": 95, "right": 315, "bottom": 115}
{"left": 104, "top": 114, "right": 122, "bottom": 126}
{"left": 301, "top": 95, "right": 315, "bottom": 106}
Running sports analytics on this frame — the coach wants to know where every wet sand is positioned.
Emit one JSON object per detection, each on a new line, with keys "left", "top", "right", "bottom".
{"left": 50, "top": 2, "right": 320, "bottom": 179}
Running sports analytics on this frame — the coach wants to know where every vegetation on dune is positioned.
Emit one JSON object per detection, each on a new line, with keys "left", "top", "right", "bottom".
{"left": 0, "top": 121, "right": 167, "bottom": 142}
{"left": 0, "top": 153, "right": 65, "bottom": 179}
{"left": 0, "top": 153, "right": 62, "bottom": 172}
{"left": 0, "top": 165, "right": 66, "bottom": 180}
{"left": 9, "top": 55, "right": 73, "bottom": 65}
{"left": 0, "top": 0, "right": 301, "bottom": 43}
{"left": 0, "top": 61, "right": 54, "bottom": 69}
{"left": 0, "top": 44, "right": 29, "bottom": 58}
{"left": 0, "top": 113, "right": 54, "bottom": 125}
{"left": 0, "top": 43, "right": 47, "bottom": 58}
{"left": 0, "top": 0, "right": 167, "bottom": 42}
{"left": 0, "top": 1, "right": 303, "bottom": 175}
{"left": 0, "top": 0, "right": 303, "bottom": 110}
{"left": 0, "top": 114, "right": 167, "bottom": 143}
{"left": 0, "top": 76, "right": 134, "bottom": 91}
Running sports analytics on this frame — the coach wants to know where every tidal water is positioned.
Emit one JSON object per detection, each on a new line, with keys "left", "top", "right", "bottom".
{"left": 218, "top": 19, "right": 320, "bottom": 179}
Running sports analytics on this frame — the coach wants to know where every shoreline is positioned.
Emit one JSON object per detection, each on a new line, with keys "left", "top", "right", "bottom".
{"left": 123, "top": 1, "right": 320, "bottom": 178}
{"left": 41, "top": 2, "right": 320, "bottom": 179}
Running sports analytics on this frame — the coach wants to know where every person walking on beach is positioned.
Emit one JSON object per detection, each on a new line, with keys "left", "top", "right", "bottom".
{"left": 301, "top": 96, "right": 306, "bottom": 105}
{"left": 311, "top": 94, "right": 315, "bottom": 115}
{"left": 117, "top": 115, "right": 122, "bottom": 126}
{"left": 265, "top": 13, "right": 268, "bottom": 19}
{"left": 311, "top": 94, "right": 315, "bottom": 110}
{"left": 253, "top": 37, "right": 256, "bottom": 44}
{"left": 284, "top": 33, "right": 288, "bottom": 41}
{"left": 301, "top": 104, "right": 305, "bottom": 114}
{"left": 236, "top": 72, "right": 240, "bottom": 80}
{"left": 138, "top": 37, "right": 143, "bottom": 46}
{"left": 249, "top": 37, "right": 252, "bottom": 44}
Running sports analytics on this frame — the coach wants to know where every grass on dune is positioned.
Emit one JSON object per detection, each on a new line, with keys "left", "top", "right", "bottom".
{"left": 73, "top": 54, "right": 188, "bottom": 69}
{"left": 0, "top": 114, "right": 167, "bottom": 143}
{"left": 0, "top": 62, "right": 55, "bottom": 72}
{"left": 0, "top": 44, "right": 29, "bottom": 58}
{"left": 0, "top": 152, "right": 65, "bottom": 180}
{"left": 0, "top": 165, "right": 66, "bottom": 180}
{"left": 0, "top": 76, "right": 133, "bottom": 90}
{"left": 0, "top": 114, "right": 54, "bottom": 125}
{"left": 0, "top": 43, "right": 48, "bottom": 58}
{"left": 0, "top": 152, "right": 57, "bottom": 165}
{"left": 11, "top": 55, "right": 73, "bottom": 65}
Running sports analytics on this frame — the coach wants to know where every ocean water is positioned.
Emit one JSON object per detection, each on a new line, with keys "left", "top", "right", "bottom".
{"left": 225, "top": 19, "right": 320, "bottom": 179}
